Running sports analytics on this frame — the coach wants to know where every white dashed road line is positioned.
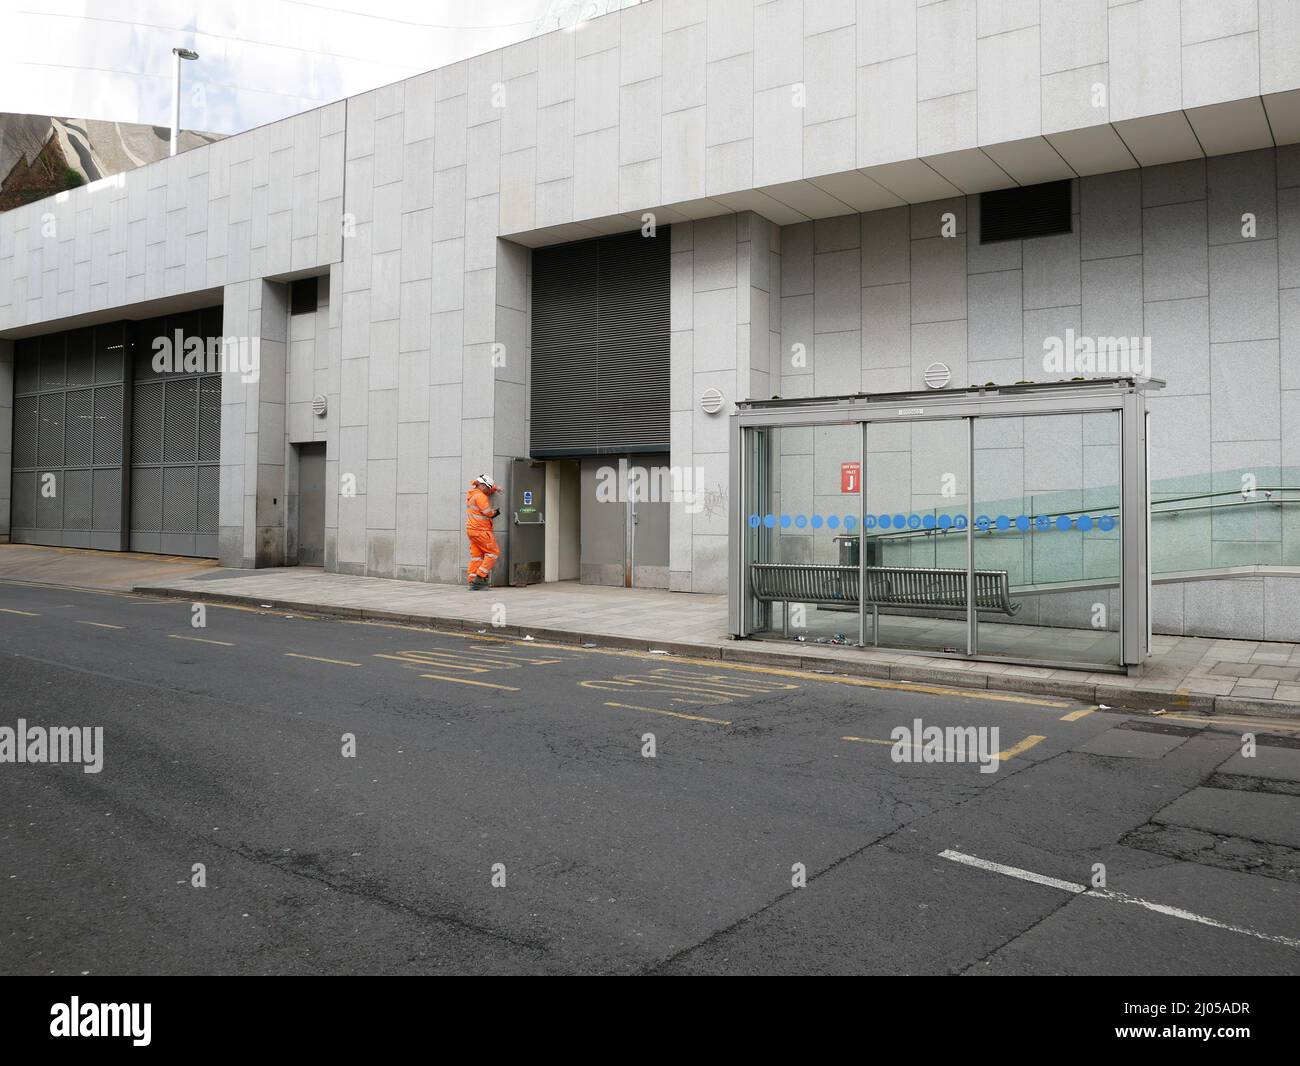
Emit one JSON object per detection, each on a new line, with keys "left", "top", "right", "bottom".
{"left": 939, "top": 848, "right": 1300, "bottom": 950}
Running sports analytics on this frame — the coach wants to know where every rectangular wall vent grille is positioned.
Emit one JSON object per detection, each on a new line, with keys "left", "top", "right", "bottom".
{"left": 530, "top": 228, "right": 670, "bottom": 456}
{"left": 980, "top": 180, "right": 1072, "bottom": 244}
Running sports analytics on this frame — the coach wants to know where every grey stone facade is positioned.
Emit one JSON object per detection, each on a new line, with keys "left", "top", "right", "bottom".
{"left": 2, "top": 0, "right": 1300, "bottom": 638}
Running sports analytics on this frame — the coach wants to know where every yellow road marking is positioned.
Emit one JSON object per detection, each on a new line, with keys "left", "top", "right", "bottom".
{"left": 843, "top": 732, "right": 1048, "bottom": 763}
{"left": 604, "top": 701, "right": 731, "bottom": 726}
{"left": 579, "top": 679, "right": 733, "bottom": 706}
{"left": 0, "top": 607, "right": 38, "bottom": 616}
{"left": 418, "top": 651, "right": 520, "bottom": 669}
{"left": 842, "top": 735, "right": 985, "bottom": 760}
{"left": 710, "top": 665, "right": 1071, "bottom": 707}
{"left": 482, "top": 631, "right": 1072, "bottom": 707}
{"left": 375, "top": 648, "right": 569, "bottom": 672}
{"left": 1159, "top": 712, "right": 1300, "bottom": 734}
{"left": 419, "top": 673, "right": 520, "bottom": 691}
{"left": 285, "top": 652, "right": 360, "bottom": 667}
{"left": 169, "top": 634, "right": 234, "bottom": 646}
{"left": 374, "top": 652, "right": 491, "bottom": 673}
{"left": 78, "top": 621, "right": 124, "bottom": 630}
{"left": 1060, "top": 706, "right": 1097, "bottom": 722}
{"left": 348, "top": 619, "right": 1070, "bottom": 710}
{"left": 412, "top": 656, "right": 493, "bottom": 672}
{"left": 644, "top": 670, "right": 799, "bottom": 696}
{"left": 998, "top": 734, "right": 1047, "bottom": 760}
{"left": 186, "top": 603, "right": 1067, "bottom": 709}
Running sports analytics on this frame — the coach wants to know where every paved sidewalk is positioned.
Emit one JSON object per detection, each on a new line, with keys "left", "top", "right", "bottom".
{"left": 129, "top": 563, "right": 1300, "bottom": 720}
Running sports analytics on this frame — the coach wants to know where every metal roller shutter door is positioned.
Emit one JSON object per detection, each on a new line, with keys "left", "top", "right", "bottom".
{"left": 129, "top": 369, "right": 221, "bottom": 558}
{"left": 9, "top": 326, "right": 126, "bottom": 550}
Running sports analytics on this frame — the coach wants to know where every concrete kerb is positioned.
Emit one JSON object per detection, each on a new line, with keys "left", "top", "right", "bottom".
{"left": 130, "top": 584, "right": 1300, "bottom": 720}
{"left": 1094, "top": 683, "right": 1218, "bottom": 716}
{"left": 1212, "top": 696, "right": 1300, "bottom": 720}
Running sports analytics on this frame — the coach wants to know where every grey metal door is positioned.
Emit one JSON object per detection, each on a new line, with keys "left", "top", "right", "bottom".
{"left": 579, "top": 456, "right": 626, "bottom": 586}
{"left": 578, "top": 454, "right": 671, "bottom": 588}
{"left": 631, "top": 452, "right": 670, "bottom": 589}
{"left": 507, "top": 458, "right": 546, "bottom": 585}
{"left": 297, "top": 443, "right": 326, "bottom": 566}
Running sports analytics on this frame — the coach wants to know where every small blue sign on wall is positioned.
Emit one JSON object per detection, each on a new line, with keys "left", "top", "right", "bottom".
{"left": 522, "top": 490, "right": 533, "bottom": 505}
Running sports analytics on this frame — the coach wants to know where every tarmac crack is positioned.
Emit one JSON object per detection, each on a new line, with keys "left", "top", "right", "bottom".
{"left": 640, "top": 754, "right": 1043, "bottom": 975}
{"left": 215, "top": 839, "right": 552, "bottom": 956}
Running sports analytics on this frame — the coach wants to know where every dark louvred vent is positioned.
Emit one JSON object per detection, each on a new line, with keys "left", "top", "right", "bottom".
{"left": 290, "top": 276, "right": 318, "bottom": 315}
{"left": 530, "top": 228, "right": 670, "bottom": 456}
{"left": 980, "top": 180, "right": 1072, "bottom": 244}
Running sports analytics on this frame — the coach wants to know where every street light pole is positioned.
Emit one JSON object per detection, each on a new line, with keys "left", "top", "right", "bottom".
{"left": 170, "top": 47, "right": 200, "bottom": 157}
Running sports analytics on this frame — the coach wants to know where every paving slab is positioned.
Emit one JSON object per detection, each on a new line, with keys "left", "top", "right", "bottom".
{"left": 1154, "top": 788, "right": 1300, "bottom": 849}
{"left": 1075, "top": 729, "right": 1190, "bottom": 760}
{"left": 1217, "top": 746, "right": 1300, "bottom": 783}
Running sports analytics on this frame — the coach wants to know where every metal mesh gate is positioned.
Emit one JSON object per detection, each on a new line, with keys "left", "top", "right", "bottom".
{"left": 10, "top": 325, "right": 126, "bottom": 549}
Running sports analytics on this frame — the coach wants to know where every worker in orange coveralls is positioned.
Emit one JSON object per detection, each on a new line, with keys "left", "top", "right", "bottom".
{"left": 465, "top": 474, "right": 502, "bottom": 589}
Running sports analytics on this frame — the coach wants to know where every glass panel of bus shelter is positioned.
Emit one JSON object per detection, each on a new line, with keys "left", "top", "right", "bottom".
{"left": 861, "top": 418, "right": 970, "bottom": 654}
{"left": 746, "top": 422, "right": 862, "bottom": 646}
{"left": 971, "top": 411, "right": 1122, "bottom": 666}
{"left": 742, "top": 426, "right": 768, "bottom": 635}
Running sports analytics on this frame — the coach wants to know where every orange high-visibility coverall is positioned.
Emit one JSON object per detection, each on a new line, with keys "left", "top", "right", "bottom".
{"left": 465, "top": 484, "right": 500, "bottom": 584}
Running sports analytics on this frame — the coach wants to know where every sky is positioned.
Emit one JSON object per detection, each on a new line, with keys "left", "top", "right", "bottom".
{"left": 0, "top": 0, "right": 586, "bottom": 135}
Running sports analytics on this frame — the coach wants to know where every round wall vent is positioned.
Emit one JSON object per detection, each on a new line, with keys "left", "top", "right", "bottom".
{"left": 700, "top": 387, "right": 725, "bottom": 414}
{"left": 923, "top": 362, "right": 951, "bottom": 389}
{"left": 312, "top": 394, "right": 328, "bottom": 417}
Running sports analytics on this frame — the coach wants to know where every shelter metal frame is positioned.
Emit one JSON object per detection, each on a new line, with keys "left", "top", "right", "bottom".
{"left": 728, "top": 377, "right": 1164, "bottom": 672}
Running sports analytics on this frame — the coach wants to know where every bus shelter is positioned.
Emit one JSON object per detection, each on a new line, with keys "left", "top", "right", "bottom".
{"left": 728, "top": 377, "right": 1164, "bottom": 672}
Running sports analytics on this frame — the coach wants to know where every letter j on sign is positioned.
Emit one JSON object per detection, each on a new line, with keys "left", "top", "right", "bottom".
{"left": 841, "top": 462, "right": 860, "bottom": 493}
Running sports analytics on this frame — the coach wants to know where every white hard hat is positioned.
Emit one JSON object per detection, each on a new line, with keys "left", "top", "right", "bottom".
{"left": 473, "top": 473, "right": 496, "bottom": 490}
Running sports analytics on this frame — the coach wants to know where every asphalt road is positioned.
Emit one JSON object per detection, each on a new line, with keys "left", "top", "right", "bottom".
{"left": 1, "top": 578, "right": 1298, "bottom": 975}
